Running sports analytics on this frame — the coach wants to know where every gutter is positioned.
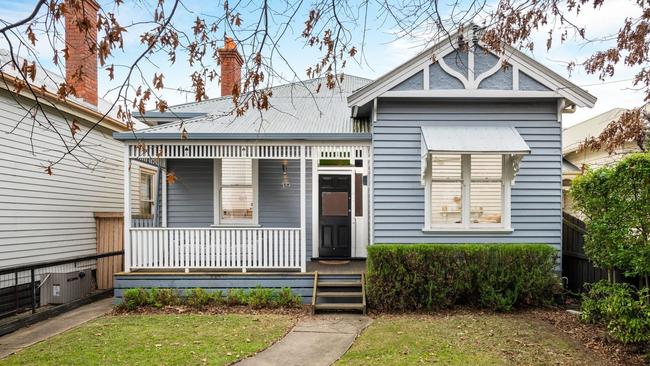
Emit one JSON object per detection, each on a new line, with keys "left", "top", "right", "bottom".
{"left": 112, "top": 132, "right": 372, "bottom": 141}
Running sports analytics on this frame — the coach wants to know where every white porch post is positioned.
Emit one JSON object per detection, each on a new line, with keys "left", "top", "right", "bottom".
{"left": 161, "top": 158, "right": 167, "bottom": 227}
{"left": 123, "top": 145, "right": 131, "bottom": 272}
{"left": 300, "top": 145, "right": 306, "bottom": 272}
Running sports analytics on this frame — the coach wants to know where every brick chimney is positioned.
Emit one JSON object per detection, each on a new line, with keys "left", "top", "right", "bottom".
{"left": 218, "top": 37, "right": 243, "bottom": 97}
{"left": 64, "top": 0, "right": 99, "bottom": 106}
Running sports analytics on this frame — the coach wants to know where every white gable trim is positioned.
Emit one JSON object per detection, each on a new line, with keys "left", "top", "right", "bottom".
{"left": 381, "top": 90, "right": 561, "bottom": 99}
{"left": 347, "top": 39, "right": 457, "bottom": 107}
{"left": 348, "top": 31, "right": 596, "bottom": 108}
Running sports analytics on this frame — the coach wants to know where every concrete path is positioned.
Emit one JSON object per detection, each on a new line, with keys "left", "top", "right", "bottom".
{"left": 0, "top": 298, "right": 113, "bottom": 359}
{"left": 236, "top": 314, "right": 372, "bottom": 366}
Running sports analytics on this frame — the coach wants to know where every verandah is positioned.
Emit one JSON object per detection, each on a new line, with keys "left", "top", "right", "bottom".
{"left": 123, "top": 142, "right": 369, "bottom": 273}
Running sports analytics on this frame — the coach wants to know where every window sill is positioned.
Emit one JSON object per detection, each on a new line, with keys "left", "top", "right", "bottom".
{"left": 422, "top": 227, "right": 514, "bottom": 234}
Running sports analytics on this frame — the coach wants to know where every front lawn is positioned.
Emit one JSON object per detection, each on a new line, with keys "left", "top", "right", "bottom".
{"left": 1, "top": 313, "right": 294, "bottom": 366}
{"left": 336, "top": 312, "right": 609, "bottom": 366}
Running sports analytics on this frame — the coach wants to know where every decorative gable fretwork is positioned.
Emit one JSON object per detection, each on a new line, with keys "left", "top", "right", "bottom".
{"left": 390, "top": 46, "right": 550, "bottom": 93}
{"left": 347, "top": 28, "right": 596, "bottom": 108}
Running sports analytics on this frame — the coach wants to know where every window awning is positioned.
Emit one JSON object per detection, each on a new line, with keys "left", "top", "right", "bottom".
{"left": 420, "top": 125, "right": 531, "bottom": 184}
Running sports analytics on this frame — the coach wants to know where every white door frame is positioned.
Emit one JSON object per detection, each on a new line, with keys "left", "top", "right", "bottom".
{"left": 311, "top": 165, "right": 368, "bottom": 259}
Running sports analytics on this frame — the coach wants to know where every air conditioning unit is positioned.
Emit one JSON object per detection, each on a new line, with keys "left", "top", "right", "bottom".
{"left": 40, "top": 269, "right": 94, "bottom": 306}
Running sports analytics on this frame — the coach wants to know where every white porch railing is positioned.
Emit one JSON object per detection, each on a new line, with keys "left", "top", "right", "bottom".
{"left": 128, "top": 228, "right": 304, "bottom": 271}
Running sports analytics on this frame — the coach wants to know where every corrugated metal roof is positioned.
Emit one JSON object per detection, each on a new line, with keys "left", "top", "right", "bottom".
{"left": 562, "top": 105, "right": 649, "bottom": 154}
{"left": 130, "top": 75, "right": 372, "bottom": 138}
{"left": 421, "top": 125, "right": 530, "bottom": 154}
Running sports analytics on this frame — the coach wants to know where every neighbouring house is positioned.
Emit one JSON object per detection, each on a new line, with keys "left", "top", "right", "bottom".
{"left": 0, "top": 0, "right": 152, "bottom": 296}
{"left": 112, "top": 26, "right": 596, "bottom": 308}
{"left": 561, "top": 104, "right": 649, "bottom": 213}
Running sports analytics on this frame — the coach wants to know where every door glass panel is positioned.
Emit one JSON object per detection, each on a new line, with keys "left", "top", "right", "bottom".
{"left": 355, "top": 173, "right": 363, "bottom": 217}
{"left": 322, "top": 192, "right": 349, "bottom": 216}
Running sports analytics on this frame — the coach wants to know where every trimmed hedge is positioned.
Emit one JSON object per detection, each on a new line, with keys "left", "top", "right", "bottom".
{"left": 366, "top": 244, "right": 561, "bottom": 311}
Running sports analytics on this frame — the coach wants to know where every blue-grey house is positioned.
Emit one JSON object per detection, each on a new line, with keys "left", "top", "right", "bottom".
{"left": 113, "top": 28, "right": 596, "bottom": 307}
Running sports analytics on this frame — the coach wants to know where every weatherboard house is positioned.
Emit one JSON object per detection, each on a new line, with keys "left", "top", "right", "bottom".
{"left": 113, "top": 28, "right": 596, "bottom": 307}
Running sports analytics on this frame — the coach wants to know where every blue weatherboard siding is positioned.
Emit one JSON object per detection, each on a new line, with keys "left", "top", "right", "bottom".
{"left": 167, "top": 159, "right": 214, "bottom": 227}
{"left": 372, "top": 100, "right": 561, "bottom": 249}
{"left": 258, "top": 160, "right": 313, "bottom": 258}
{"left": 165, "top": 158, "right": 313, "bottom": 259}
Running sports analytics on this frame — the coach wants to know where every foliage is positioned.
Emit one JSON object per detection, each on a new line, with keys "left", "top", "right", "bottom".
{"left": 611, "top": 153, "right": 650, "bottom": 281}
{"left": 120, "top": 287, "right": 302, "bottom": 310}
{"left": 186, "top": 287, "right": 210, "bottom": 308}
{"left": 581, "top": 281, "right": 650, "bottom": 344}
{"left": 226, "top": 288, "right": 248, "bottom": 306}
{"left": 247, "top": 286, "right": 276, "bottom": 309}
{"left": 582, "top": 109, "right": 649, "bottom": 153}
{"left": 571, "top": 153, "right": 650, "bottom": 284}
{"left": 121, "top": 288, "right": 154, "bottom": 310}
{"left": 0, "top": 314, "right": 293, "bottom": 366}
{"left": 276, "top": 287, "right": 303, "bottom": 308}
{"left": 366, "top": 244, "right": 560, "bottom": 312}
{"left": 570, "top": 166, "right": 627, "bottom": 278}
{"left": 155, "top": 288, "right": 181, "bottom": 307}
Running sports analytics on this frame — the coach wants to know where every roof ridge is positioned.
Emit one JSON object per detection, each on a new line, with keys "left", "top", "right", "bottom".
{"left": 166, "top": 73, "right": 372, "bottom": 112}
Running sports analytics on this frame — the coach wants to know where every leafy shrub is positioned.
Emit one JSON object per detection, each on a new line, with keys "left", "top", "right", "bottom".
{"left": 121, "top": 288, "right": 153, "bottom": 310}
{"left": 154, "top": 288, "right": 181, "bottom": 307}
{"left": 247, "top": 286, "right": 275, "bottom": 309}
{"left": 118, "top": 287, "right": 302, "bottom": 310}
{"left": 366, "top": 244, "right": 560, "bottom": 312}
{"left": 571, "top": 153, "right": 650, "bottom": 284}
{"left": 186, "top": 288, "right": 212, "bottom": 309}
{"left": 581, "top": 281, "right": 650, "bottom": 344}
{"left": 210, "top": 290, "right": 225, "bottom": 305}
{"left": 226, "top": 288, "right": 248, "bottom": 306}
{"left": 276, "top": 287, "right": 302, "bottom": 308}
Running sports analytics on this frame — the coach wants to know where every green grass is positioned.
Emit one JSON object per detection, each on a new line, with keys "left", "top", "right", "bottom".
{"left": 1, "top": 314, "right": 294, "bottom": 366}
{"left": 336, "top": 313, "right": 603, "bottom": 366}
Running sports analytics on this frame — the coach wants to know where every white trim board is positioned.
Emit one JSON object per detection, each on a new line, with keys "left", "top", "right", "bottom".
{"left": 310, "top": 165, "right": 369, "bottom": 259}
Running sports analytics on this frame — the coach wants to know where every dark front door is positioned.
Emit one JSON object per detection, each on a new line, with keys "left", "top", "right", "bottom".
{"left": 319, "top": 175, "right": 351, "bottom": 258}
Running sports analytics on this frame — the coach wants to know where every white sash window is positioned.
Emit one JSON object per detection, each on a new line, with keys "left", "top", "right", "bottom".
{"left": 425, "top": 153, "right": 512, "bottom": 232}
{"left": 214, "top": 158, "right": 259, "bottom": 225}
